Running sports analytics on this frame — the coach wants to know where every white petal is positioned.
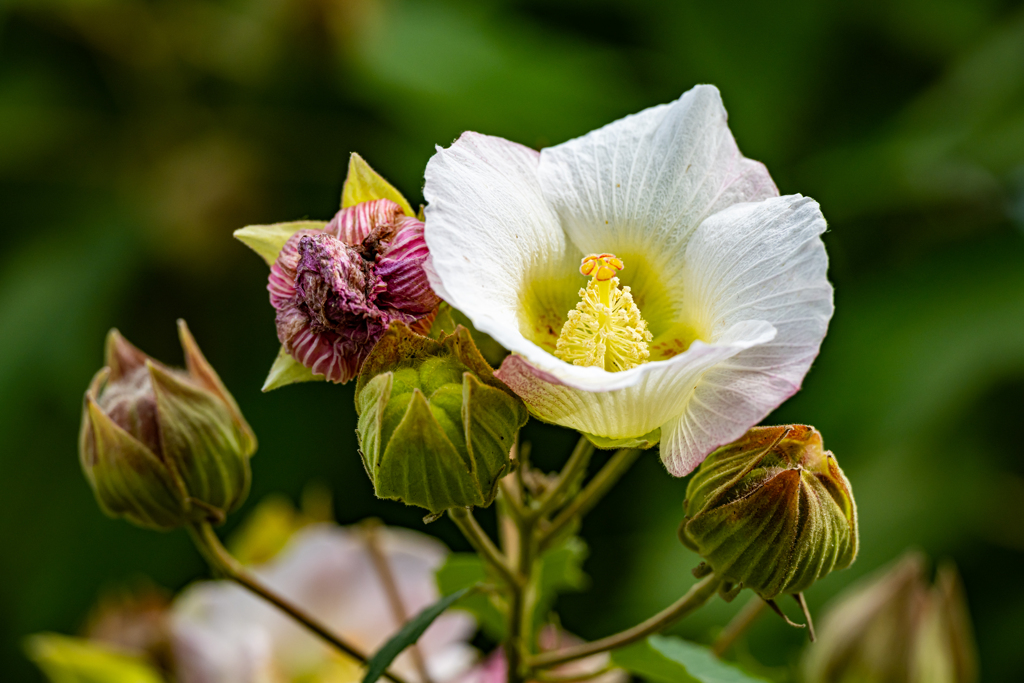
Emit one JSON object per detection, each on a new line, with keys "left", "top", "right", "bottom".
{"left": 424, "top": 132, "right": 580, "bottom": 361}
{"left": 537, "top": 84, "right": 777, "bottom": 304}
{"left": 496, "top": 320, "right": 776, "bottom": 439}
{"left": 660, "top": 195, "right": 833, "bottom": 475}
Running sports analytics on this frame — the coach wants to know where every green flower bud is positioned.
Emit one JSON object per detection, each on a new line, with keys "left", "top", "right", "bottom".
{"left": 679, "top": 425, "right": 858, "bottom": 600}
{"left": 354, "top": 322, "right": 528, "bottom": 517}
{"left": 79, "top": 321, "right": 257, "bottom": 530}
{"left": 802, "top": 551, "right": 978, "bottom": 683}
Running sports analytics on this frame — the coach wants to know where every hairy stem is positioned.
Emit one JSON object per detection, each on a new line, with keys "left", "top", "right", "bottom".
{"left": 539, "top": 448, "right": 641, "bottom": 551}
{"left": 528, "top": 574, "right": 723, "bottom": 670}
{"left": 186, "top": 522, "right": 411, "bottom": 683}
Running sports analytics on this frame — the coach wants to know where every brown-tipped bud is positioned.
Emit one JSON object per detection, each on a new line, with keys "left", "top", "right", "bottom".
{"left": 354, "top": 322, "right": 528, "bottom": 517}
{"left": 79, "top": 321, "right": 257, "bottom": 530}
{"left": 803, "top": 551, "right": 978, "bottom": 683}
{"left": 679, "top": 425, "right": 858, "bottom": 600}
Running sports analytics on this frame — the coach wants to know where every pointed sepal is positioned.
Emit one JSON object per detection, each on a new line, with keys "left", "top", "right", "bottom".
{"left": 341, "top": 152, "right": 415, "bottom": 217}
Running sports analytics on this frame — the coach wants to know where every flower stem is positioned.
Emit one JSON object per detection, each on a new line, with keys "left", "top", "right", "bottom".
{"left": 186, "top": 522, "right": 411, "bottom": 683}
{"left": 363, "top": 522, "right": 434, "bottom": 683}
{"left": 712, "top": 594, "right": 767, "bottom": 658}
{"left": 448, "top": 507, "right": 523, "bottom": 588}
{"left": 532, "top": 436, "right": 595, "bottom": 520}
{"left": 527, "top": 574, "right": 723, "bottom": 670}
{"left": 538, "top": 448, "right": 641, "bottom": 551}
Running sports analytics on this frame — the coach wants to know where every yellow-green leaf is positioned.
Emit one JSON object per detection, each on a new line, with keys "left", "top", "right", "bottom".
{"left": 234, "top": 221, "right": 326, "bottom": 266}
{"left": 25, "top": 634, "right": 165, "bottom": 683}
{"left": 341, "top": 153, "right": 415, "bottom": 217}
{"left": 262, "top": 346, "right": 326, "bottom": 392}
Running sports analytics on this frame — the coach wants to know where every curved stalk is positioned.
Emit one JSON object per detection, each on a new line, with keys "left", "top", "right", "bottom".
{"left": 712, "top": 595, "right": 767, "bottom": 657}
{"left": 532, "top": 436, "right": 595, "bottom": 520}
{"left": 528, "top": 574, "right": 723, "bottom": 670}
{"left": 187, "top": 522, "right": 411, "bottom": 683}
{"left": 539, "top": 448, "right": 641, "bottom": 551}
{"left": 448, "top": 507, "right": 523, "bottom": 588}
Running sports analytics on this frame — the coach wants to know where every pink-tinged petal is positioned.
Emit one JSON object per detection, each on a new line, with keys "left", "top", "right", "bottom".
{"left": 659, "top": 195, "right": 833, "bottom": 475}
{"left": 376, "top": 216, "right": 441, "bottom": 314}
{"left": 496, "top": 320, "right": 775, "bottom": 441}
{"left": 326, "top": 198, "right": 405, "bottom": 244}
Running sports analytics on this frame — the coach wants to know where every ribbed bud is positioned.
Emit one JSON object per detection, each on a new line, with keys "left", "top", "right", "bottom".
{"left": 354, "top": 322, "right": 528, "bottom": 517}
{"left": 679, "top": 425, "right": 858, "bottom": 600}
{"left": 803, "top": 551, "right": 978, "bottom": 683}
{"left": 269, "top": 199, "right": 441, "bottom": 383}
{"left": 79, "top": 321, "right": 257, "bottom": 530}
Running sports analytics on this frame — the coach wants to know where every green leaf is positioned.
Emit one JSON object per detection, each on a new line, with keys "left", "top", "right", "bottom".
{"left": 435, "top": 553, "right": 506, "bottom": 640}
{"left": 531, "top": 537, "right": 589, "bottom": 632}
{"left": 341, "top": 152, "right": 415, "bottom": 216}
{"left": 25, "top": 634, "right": 165, "bottom": 683}
{"left": 262, "top": 346, "right": 326, "bottom": 392}
{"left": 362, "top": 588, "right": 471, "bottom": 683}
{"left": 611, "top": 635, "right": 770, "bottom": 683}
{"left": 233, "top": 220, "right": 326, "bottom": 266}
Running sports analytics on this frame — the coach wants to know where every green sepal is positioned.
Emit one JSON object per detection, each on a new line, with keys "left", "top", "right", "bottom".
{"left": 582, "top": 427, "right": 661, "bottom": 450}
{"left": 374, "top": 388, "right": 478, "bottom": 515}
{"left": 680, "top": 425, "right": 858, "bottom": 600}
{"left": 80, "top": 375, "right": 189, "bottom": 531}
{"left": 262, "top": 345, "right": 327, "bottom": 392}
{"left": 342, "top": 152, "right": 415, "bottom": 217}
{"left": 148, "top": 361, "right": 253, "bottom": 524}
{"left": 355, "top": 323, "right": 528, "bottom": 515}
{"left": 25, "top": 633, "right": 165, "bottom": 683}
{"left": 233, "top": 220, "right": 326, "bottom": 266}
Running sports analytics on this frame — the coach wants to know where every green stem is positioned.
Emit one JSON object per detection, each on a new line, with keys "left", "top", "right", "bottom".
{"left": 186, "top": 522, "right": 411, "bottom": 683}
{"left": 712, "top": 594, "right": 766, "bottom": 657}
{"left": 528, "top": 575, "right": 723, "bottom": 670}
{"left": 448, "top": 507, "right": 522, "bottom": 588}
{"left": 539, "top": 448, "right": 642, "bottom": 551}
{"left": 532, "top": 436, "right": 595, "bottom": 520}
{"left": 508, "top": 508, "right": 535, "bottom": 683}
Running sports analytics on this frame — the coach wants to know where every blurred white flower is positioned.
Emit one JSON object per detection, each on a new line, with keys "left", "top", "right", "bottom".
{"left": 424, "top": 84, "right": 833, "bottom": 475}
{"left": 171, "top": 525, "right": 477, "bottom": 683}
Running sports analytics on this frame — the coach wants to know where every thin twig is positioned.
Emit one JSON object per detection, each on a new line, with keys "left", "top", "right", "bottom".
{"left": 533, "top": 436, "right": 595, "bottom": 520}
{"left": 187, "top": 522, "right": 412, "bottom": 683}
{"left": 528, "top": 575, "right": 723, "bottom": 670}
{"left": 363, "top": 522, "right": 434, "bottom": 683}
{"left": 539, "top": 448, "right": 642, "bottom": 551}
{"left": 448, "top": 507, "right": 522, "bottom": 588}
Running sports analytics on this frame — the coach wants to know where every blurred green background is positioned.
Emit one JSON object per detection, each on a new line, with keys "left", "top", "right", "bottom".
{"left": 2, "top": 0, "right": 1023, "bottom": 680}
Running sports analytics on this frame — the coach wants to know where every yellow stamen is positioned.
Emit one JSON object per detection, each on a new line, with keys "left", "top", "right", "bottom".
{"left": 555, "top": 254, "right": 652, "bottom": 372}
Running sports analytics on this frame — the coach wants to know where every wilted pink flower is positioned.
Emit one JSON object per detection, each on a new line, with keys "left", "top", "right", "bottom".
{"left": 269, "top": 199, "right": 440, "bottom": 383}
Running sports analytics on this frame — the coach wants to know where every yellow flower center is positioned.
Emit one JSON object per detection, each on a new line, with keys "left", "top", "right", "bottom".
{"left": 554, "top": 254, "right": 653, "bottom": 372}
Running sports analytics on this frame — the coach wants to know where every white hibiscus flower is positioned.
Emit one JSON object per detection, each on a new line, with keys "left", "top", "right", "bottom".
{"left": 171, "top": 525, "right": 477, "bottom": 683}
{"left": 423, "top": 84, "right": 832, "bottom": 475}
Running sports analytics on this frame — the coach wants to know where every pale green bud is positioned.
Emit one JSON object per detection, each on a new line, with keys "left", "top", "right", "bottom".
{"left": 803, "top": 551, "right": 978, "bottom": 683}
{"left": 354, "top": 322, "right": 528, "bottom": 517}
{"left": 79, "top": 321, "right": 257, "bottom": 530}
{"left": 679, "top": 425, "right": 858, "bottom": 600}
